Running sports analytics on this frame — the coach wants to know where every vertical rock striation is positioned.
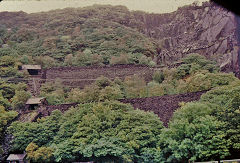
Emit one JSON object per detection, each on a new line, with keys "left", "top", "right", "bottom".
{"left": 131, "top": 2, "right": 239, "bottom": 72}
{"left": 0, "top": 2, "right": 239, "bottom": 72}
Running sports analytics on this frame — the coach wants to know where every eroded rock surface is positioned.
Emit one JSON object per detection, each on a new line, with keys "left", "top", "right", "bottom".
{"left": 130, "top": 2, "right": 239, "bottom": 72}
{"left": 0, "top": 2, "right": 239, "bottom": 73}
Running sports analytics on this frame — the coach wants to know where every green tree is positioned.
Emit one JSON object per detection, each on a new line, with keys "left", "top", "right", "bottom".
{"left": 200, "top": 82, "right": 240, "bottom": 157}
{"left": 9, "top": 101, "right": 163, "bottom": 162}
{"left": 0, "top": 105, "right": 18, "bottom": 154}
{"left": 11, "top": 90, "right": 31, "bottom": 110}
{"left": 8, "top": 110, "right": 63, "bottom": 151}
{"left": 26, "top": 142, "right": 54, "bottom": 163}
{"left": 160, "top": 102, "right": 230, "bottom": 162}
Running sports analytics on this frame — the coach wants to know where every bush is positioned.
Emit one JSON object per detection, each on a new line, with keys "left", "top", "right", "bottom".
{"left": 175, "top": 54, "right": 219, "bottom": 79}
{"left": 35, "top": 56, "right": 57, "bottom": 68}
{"left": 99, "top": 86, "right": 123, "bottom": 101}
{"left": 63, "top": 54, "right": 73, "bottom": 66}
{"left": 95, "top": 76, "right": 113, "bottom": 88}
{"left": 110, "top": 53, "right": 130, "bottom": 65}
{"left": 0, "top": 105, "right": 18, "bottom": 151}
{"left": 11, "top": 90, "right": 31, "bottom": 110}
{"left": 26, "top": 142, "right": 54, "bottom": 163}
{"left": 66, "top": 88, "right": 83, "bottom": 103}
{"left": 124, "top": 75, "right": 148, "bottom": 98}
{"left": 148, "top": 60, "right": 156, "bottom": 67}
{"left": 139, "top": 55, "right": 151, "bottom": 65}
{"left": 147, "top": 82, "right": 164, "bottom": 97}
{"left": 72, "top": 52, "right": 91, "bottom": 66}
{"left": 175, "top": 64, "right": 191, "bottom": 79}
{"left": 45, "top": 91, "right": 65, "bottom": 105}
{"left": 178, "top": 72, "right": 238, "bottom": 93}
{"left": 153, "top": 71, "right": 164, "bottom": 84}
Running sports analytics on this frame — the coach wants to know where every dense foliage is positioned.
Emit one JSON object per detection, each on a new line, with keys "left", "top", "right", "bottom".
{"left": 0, "top": 81, "right": 29, "bottom": 155}
{"left": 0, "top": 5, "right": 158, "bottom": 72}
{"left": 8, "top": 80, "right": 240, "bottom": 162}
{"left": 159, "top": 81, "right": 240, "bottom": 162}
{"left": 8, "top": 101, "right": 163, "bottom": 162}
{"left": 0, "top": 106, "right": 18, "bottom": 155}
{"left": 1, "top": 5, "right": 240, "bottom": 162}
{"left": 0, "top": 81, "right": 30, "bottom": 109}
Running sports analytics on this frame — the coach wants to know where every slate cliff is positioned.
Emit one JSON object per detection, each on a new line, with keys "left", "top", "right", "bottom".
{"left": 131, "top": 2, "right": 239, "bottom": 73}
{"left": 0, "top": 2, "right": 239, "bottom": 73}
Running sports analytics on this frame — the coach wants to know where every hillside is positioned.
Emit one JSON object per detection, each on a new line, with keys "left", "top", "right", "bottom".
{"left": 1, "top": 2, "right": 240, "bottom": 162}
{"left": 0, "top": 2, "right": 239, "bottom": 72}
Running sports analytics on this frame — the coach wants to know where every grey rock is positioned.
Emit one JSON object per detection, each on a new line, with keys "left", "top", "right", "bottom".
{"left": 131, "top": 2, "right": 238, "bottom": 72}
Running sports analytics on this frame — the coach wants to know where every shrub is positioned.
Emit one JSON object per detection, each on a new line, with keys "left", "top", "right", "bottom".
{"left": 11, "top": 90, "right": 31, "bottom": 110}
{"left": 26, "top": 142, "right": 54, "bottom": 163}
{"left": 178, "top": 72, "right": 238, "bottom": 93}
{"left": 147, "top": 82, "right": 164, "bottom": 97}
{"left": 153, "top": 71, "right": 164, "bottom": 84}
{"left": 63, "top": 54, "right": 73, "bottom": 66}
{"left": 99, "top": 86, "right": 123, "bottom": 101}
{"left": 66, "top": 88, "right": 83, "bottom": 103}
{"left": 110, "top": 53, "right": 129, "bottom": 65}
{"left": 175, "top": 54, "right": 219, "bottom": 79}
{"left": 35, "top": 56, "right": 57, "bottom": 68}
{"left": 175, "top": 64, "right": 191, "bottom": 79}
{"left": 124, "top": 75, "right": 148, "bottom": 98}
{"left": 139, "top": 55, "right": 151, "bottom": 65}
{"left": 95, "top": 76, "right": 112, "bottom": 88}
{"left": 72, "top": 51, "right": 91, "bottom": 66}
{"left": 90, "top": 54, "right": 104, "bottom": 65}
{"left": 148, "top": 60, "right": 156, "bottom": 67}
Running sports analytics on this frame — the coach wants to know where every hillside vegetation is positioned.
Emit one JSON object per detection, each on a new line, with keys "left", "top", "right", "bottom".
{"left": 1, "top": 53, "right": 239, "bottom": 162}
{"left": 0, "top": 5, "right": 159, "bottom": 69}
{"left": 1, "top": 3, "right": 240, "bottom": 163}
{"left": 8, "top": 81, "right": 240, "bottom": 162}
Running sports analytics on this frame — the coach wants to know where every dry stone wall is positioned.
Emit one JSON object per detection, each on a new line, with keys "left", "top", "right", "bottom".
{"left": 43, "top": 64, "right": 154, "bottom": 88}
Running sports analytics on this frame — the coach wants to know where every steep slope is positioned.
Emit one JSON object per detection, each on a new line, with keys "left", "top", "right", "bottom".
{"left": 131, "top": 2, "right": 238, "bottom": 72}
{"left": 0, "top": 2, "right": 239, "bottom": 72}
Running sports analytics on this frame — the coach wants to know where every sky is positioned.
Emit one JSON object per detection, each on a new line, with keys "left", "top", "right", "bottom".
{"left": 0, "top": 0, "right": 209, "bottom": 14}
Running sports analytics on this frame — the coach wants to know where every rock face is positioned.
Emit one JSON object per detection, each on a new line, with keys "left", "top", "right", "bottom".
{"left": 131, "top": 2, "right": 239, "bottom": 73}
{"left": 0, "top": 2, "right": 239, "bottom": 73}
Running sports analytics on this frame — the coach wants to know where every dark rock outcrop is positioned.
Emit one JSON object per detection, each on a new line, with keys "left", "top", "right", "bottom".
{"left": 0, "top": 2, "right": 239, "bottom": 73}
{"left": 130, "top": 2, "right": 239, "bottom": 73}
